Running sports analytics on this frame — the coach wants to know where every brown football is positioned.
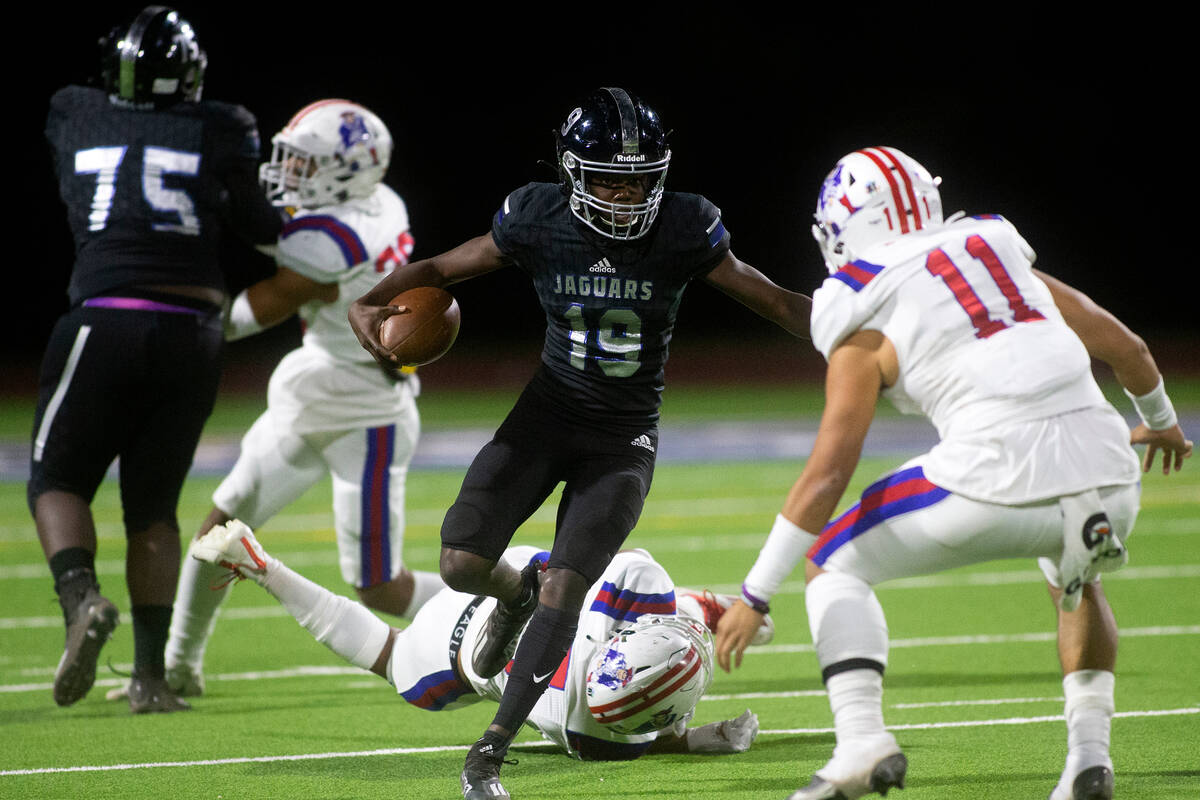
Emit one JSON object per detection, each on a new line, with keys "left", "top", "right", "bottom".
{"left": 378, "top": 287, "right": 461, "bottom": 366}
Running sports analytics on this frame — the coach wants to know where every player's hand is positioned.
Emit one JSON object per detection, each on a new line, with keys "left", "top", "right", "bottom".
{"left": 1130, "top": 423, "right": 1193, "bottom": 474}
{"left": 684, "top": 709, "right": 759, "bottom": 754}
{"left": 347, "top": 299, "right": 407, "bottom": 365}
{"left": 714, "top": 599, "right": 764, "bottom": 672}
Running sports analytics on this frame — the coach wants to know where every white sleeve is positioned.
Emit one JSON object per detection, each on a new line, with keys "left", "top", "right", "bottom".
{"left": 275, "top": 229, "right": 357, "bottom": 282}
{"left": 810, "top": 278, "right": 867, "bottom": 360}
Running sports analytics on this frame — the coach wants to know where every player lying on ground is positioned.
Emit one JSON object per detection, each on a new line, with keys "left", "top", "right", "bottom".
{"left": 193, "top": 520, "right": 769, "bottom": 760}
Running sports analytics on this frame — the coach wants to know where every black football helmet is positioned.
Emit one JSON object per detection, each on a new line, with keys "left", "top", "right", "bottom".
{"left": 556, "top": 87, "right": 670, "bottom": 240}
{"left": 100, "top": 6, "right": 207, "bottom": 107}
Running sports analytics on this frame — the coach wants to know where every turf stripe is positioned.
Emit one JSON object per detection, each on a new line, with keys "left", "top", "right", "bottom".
{"left": 3, "top": 708, "right": 1195, "bottom": 776}
{"left": 762, "top": 706, "right": 1200, "bottom": 736}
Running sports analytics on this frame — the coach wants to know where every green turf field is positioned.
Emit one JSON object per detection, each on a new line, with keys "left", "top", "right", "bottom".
{"left": 1, "top": 382, "right": 1197, "bottom": 799}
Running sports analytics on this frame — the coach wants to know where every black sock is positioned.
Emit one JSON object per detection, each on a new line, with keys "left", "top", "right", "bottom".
{"left": 131, "top": 604, "right": 173, "bottom": 680}
{"left": 488, "top": 603, "right": 578, "bottom": 739}
{"left": 49, "top": 547, "right": 96, "bottom": 588}
{"left": 50, "top": 549, "right": 99, "bottom": 623}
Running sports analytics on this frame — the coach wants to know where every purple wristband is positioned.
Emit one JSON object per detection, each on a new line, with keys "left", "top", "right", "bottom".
{"left": 741, "top": 584, "right": 770, "bottom": 614}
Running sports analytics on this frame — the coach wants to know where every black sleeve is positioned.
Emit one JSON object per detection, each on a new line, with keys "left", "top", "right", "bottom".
{"left": 220, "top": 159, "right": 284, "bottom": 245}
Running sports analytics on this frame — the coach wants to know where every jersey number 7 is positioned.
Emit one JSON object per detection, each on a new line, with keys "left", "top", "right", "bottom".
{"left": 74, "top": 145, "right": 201, "bottom": 235}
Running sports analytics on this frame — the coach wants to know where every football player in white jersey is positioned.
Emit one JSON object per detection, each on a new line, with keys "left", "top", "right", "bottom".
{"left": 186, "top": 519, "right": 767, "bottom": 762}
{"left": 150, "top": 99, "right": 445, "bottom": 699}
{"left": 715, "top": 147, "right": 1192, "bottom": 800}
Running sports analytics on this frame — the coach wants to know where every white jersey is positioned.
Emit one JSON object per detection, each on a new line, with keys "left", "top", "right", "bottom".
{"left": 277, "top": 184, "right": 414, "bottom": 363}
{"left": 811, "top": 214, "right": 1140, "bottom": 503}
{"left": 389, "top": 546, "right": 679, "bottom": 760}
{"left": 262, "top": 184, "right": 418, "bottom": 435}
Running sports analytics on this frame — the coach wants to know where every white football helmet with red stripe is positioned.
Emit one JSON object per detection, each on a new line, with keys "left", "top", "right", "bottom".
{"left": 260, "top": 99, "right": 392, "bottom": 208}
{"left": 812, "top": 146, "right": 943, "bottom": 273}
{"left": 585, "top": 614, "right": 714, "bottom": 735}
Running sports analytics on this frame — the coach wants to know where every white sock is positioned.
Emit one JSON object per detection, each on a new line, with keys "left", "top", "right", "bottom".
{"left": 1060, "top": 669, "right": 1115, "bottom": 782}
{"left": 259, "top": 556, "right": 391, "bottom": 670}
{"left": 827, "top": 668, "right": 888, "bottom": 742}
{"left": 401, "top": 569, "right": 446, "bottom": 618}
{"left": 165, "top": 555, "right": 233, "bottom": 672}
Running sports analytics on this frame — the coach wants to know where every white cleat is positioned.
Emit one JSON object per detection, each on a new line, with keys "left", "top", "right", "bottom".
{"left": 189, "top": 520, "right": 269, "bottom": 584}
{"left": 678, "top": 589, "right": 775, "bottom": 645}
{"left": 787, "top": 735, "right": 907, "bottom": 800}
{"left": 165, "top": 663, "right": 206, "bottom": 697}
{"left": 1048, "top": 766, "right": 1113, "bottom": 800}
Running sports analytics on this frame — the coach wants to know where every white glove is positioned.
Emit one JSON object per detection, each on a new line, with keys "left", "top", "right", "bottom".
{"left": 684, "top": 709, "right": 759, "bottom": 754}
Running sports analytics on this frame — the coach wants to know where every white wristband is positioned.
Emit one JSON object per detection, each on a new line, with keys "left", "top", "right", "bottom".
{"left": 1124, "top": 377, "right": 1178, "bottom": 430}
{"left": 224, "top": 290, "right": 264, "bottom": 342}
{"left": 742, "top": 514, "right": 818, "bottom": 609}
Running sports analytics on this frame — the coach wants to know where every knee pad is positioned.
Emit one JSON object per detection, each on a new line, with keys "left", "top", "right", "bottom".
{"left": 805, "top": 571, "right": 889, "bottom": 674}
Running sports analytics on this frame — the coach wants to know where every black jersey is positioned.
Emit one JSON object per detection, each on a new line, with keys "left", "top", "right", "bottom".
{"left": 491, "top": 182, "right": 730, "bottom": 429}
{"left": 45, "top": 86, "right": 281, "bottom": 305}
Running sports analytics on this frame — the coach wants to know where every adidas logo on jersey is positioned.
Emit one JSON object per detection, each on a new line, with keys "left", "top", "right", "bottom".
{"left": 589, "top": 258, "right": 616, "bottom": 274}
{"left": 630, "top": 434, "right": 655, "bottom": 452}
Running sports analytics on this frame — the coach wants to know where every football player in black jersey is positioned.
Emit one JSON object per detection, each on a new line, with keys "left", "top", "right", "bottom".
{"left": 348, "top": 87, "right": 811, "bottom": 800}
{"left": 31, "top": 6, "right": 281, "bottom": 713}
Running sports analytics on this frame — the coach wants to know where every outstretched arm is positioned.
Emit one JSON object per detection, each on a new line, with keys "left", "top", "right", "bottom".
{"left": 702, "top": 251, "right": 812, "bottom": 339}
{"left": 715, "top": 329, "right": 891, "bottom": 672}
{"left": 1036, "top": 269, "right": 1192, "bottom": 473}
{"left": 348, "top": 232, "right": 508, "bottom": 365}
{"left": 225, "top": 266, "right": 338, "bottom": 341}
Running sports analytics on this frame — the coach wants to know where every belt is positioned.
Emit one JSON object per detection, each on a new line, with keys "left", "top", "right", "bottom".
{"left": 83, "top": 296, "right": 214, "bottom": 316}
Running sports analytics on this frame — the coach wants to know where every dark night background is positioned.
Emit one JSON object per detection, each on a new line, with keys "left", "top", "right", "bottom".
{"left": 8, "top": 6, "right": 1194, "bottom": 394}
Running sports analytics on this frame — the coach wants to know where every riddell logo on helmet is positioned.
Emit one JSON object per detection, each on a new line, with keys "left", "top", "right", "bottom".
{"left": 615, "top": 154, "right": 647, "bottom": 163}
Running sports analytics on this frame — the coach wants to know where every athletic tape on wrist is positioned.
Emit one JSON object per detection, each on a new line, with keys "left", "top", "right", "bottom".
{"left": 1125, "top": 376, "right": 1178, "bottom": 430}
{"left": 224, "top": 290, "right": 264, "bottom": 342}
{"left": 742, "top": 514, "right": 817, "bottom": 609}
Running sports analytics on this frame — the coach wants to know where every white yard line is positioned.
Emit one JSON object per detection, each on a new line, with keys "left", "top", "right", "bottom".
{"left": 759, "top": 706, "right": 1200, "bottom": 737}
{"left": 3, "top": 707, "right": 1196, "bottom": 777}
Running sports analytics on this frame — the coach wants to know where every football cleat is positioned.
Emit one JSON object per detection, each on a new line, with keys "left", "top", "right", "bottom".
{"left": 677, "top": 589, "right": 775, "bottom": 645}
{"left": 461, "top": 738, "right": 511, "bottom": 800}
{"left": 788, "top": 736, "right": 907, "bottom": 800}
{"left": 53, "top": 580, "right": 119, "bottom": 707}
{"left": 1048, "top": 765, "right": 1114, "bottom": 800}
{"left": 126, "top": 674, "right": 192, "bottom": 714}
{"left": 108, "top": 663, "right": 206, "bottom": 701}
{"left": 165, "top": 662, "right": 206, "bottom": 697}
{"left": 188, "top": 520, "right": 269, "bottom": 584}
{"left": 471, "top": 560, "right": 542, "bottom": 679}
